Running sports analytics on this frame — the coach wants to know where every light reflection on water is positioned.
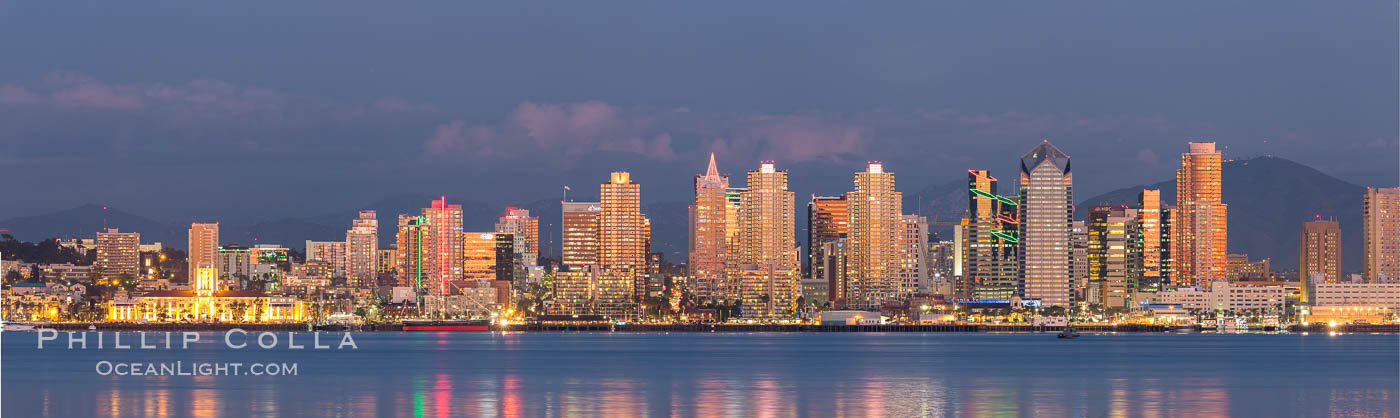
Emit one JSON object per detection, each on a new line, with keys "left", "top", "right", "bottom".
{"left": 4, "top": 332, "right": 1396, "bottom": 416}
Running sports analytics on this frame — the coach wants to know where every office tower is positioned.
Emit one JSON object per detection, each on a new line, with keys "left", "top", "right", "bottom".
{"left": 1363, "top": 187, "right": 1400, "bottom": 283}
{"left": 463, "top": 232, "right": 500, "bottom": 281}
{"left": 808, "top": 195, "right": 848, "bottom": 289}
{"left": 94, "top": 228, "right": 140, "bottom": 281}
{"left": 424, "top": 197, "right": 464, "bottom": 296}
{"left": 898, "top": 215, "right": 930, "bottom": 297}
{"left": 1071, "top": 220, "right": 1089, "bottom": 301}
{"left": 847, "top": 162, "right": 902, "bottom": 308}
{"left": 1299, "top": 219, "right": 1342, "bottom": 302}
{"left": 345, "top": 210, "right": 378, "bottom": 288}
{"left": 952, "top": 223, "right": 969, "bottom": 299}
{"left": 188, "top": 222, "right": 220, "bottom": 284}
{"left": 218, "top": 244, "right": 252, "bottom": 289}
{"left": 1173, "top": 142, "right": 1228, "bottom": 287}
{"left": 724, "top": 186, "right": 746, "bottom": 302}
{"left": 965, "top": 170, "right": 1019, "bottom": 301}
{"left": 377, "top": 248, "right": 397, "bottom": 275}
{"left": 598, "top": 172, "right": 645, "bottom": 311}
{"left": 395, "top": 214, "right": 429, "bottom": 290}
{"left": 562, "top": 201, "right": 602, "bottom": 268}
{"left": 1088, "top": 206, "right": 1141, "bottom": 309}
{"left": 928, "top": 240, "right": 956, "bottom": 297}
{"left": 305, "top": 240, "right": 347, "bottom": 278}
{"left": 495, "top": 233, "right": 515, "bottom": 283}
{"left": 819, "top": 240, "right": 850, "bottom": 303}
{"left": 1018, "top": 141, "right": 1074, "bottom": 306}
{"left": 738, "top": 161, "right": 799, "bottom": 319}
{"left": 689, "top": 153, "right": 730, "bottom": 302}
{"left": 1137, "top": 190, "right": 1170, "bottom": 292}
{"left": 494, "top": 208, "right": 539, "bottom": 267}
{"left": 1225, "top": 254, "right": 1270, "bottom": 281}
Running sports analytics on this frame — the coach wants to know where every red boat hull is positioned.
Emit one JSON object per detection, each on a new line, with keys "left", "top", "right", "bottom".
{"left": 402, "top": 325, "right": 489, "bottom": 331}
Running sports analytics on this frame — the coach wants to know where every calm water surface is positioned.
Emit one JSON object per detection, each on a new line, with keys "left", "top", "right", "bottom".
{"left": 3, "top": 331, "right": 1396, "bottom": 416}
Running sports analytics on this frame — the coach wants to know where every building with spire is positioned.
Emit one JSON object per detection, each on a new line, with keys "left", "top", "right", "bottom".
{"left": 1018, "top": 141, "right": 1074, "bottom": 306}
{"left": 689, "top": 153, "right": 731, "bottom": 301}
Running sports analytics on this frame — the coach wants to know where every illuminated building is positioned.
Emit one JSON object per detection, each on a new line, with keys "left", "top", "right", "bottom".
{"left": 738, "top": 161, "right": 799, "bottom": 319}
{"left": 964, "top": 169, "right": 1018, "bottom": 301}
{"left": 494, "top": 207, "right": 539, "bottom": 267}
{"left": 1299, "top": 219, "right": 1341, "bottom": 302}
{"left": 1137, "top": 190, "right": 1170, "bottom": 292}
{"left": 345, "top": 210, "right": 378, "bottom": 288}
{"left": 424, "top": 197, "right": 464, "bottom": 297}
{"left": 1225, "top": 253, "right": 1270, "bottom": 281}
{"left": 807, "top": 195, "right": 848, "bottom": 293}
{"left": 1363, "top": 187, "right": 1400, "bottom": 283}
{"left": 107, "top": 263, "right": 306, "bottom": 323}
{"left": 463, "top": 232, "right": 513, "bottom": 282}
{"left": 1173, "top": 142, "right": 1228, "bottom": 287}
{"left": 1018, "top": 141, "right": 1074, "bottom": 306}
{"left": 928, "top": 240, "right": 957, "bottom": 297}
{"left": 847, "top": 162, "right": 902, "bottom": 308}
{"left": 598, "top": 172, "right": 645, "bottom": 313}
{"left": 818, "top": 240, "right": 849, "bottom": 305}
{"left": 689, "top": 153, "right": 730, "bottom": 301}
{"left": 395, "top": 214, "right": 429, "bottom": 290}
{"left": 217, "top": 245, "right": 252, "bottom": 290}
{"left": 377, "top": 248, "right": 397, "bottom": 274}
{"left": 94, "top": 228, "right": 139, "bottom": 282}
{"left": 305, "top": 240, "right": 347, "bottom": 278}
{"left": 549, "top": 266, "right": 597, "bottom": 315}
{"left": 898, "top": 215, "right": 930, "bottom": 298}
{"left": 1151, "top": 281, "right": 1284, "bottom": 314}
{"left": 1070, "top": 220, "right": 1088, "bottom": 301}
{"left": 561, "top": 201, "right": 601, "bottom": 268}
{"left": 1088, "top": 206, "right": 1141, "bottom": 309}
{"left": 187, "top": 222, "right": 219, "bottom": 284}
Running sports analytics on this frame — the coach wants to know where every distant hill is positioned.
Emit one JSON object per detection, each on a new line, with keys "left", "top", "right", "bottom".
{"left": 0, "top": 204, "right": 183, "bottom": 246}
{"left": 1076, "top": 156, "right": 1366, "bottom": 272}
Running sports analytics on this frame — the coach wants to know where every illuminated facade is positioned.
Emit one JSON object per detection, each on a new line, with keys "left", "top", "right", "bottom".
{"left": 377, "top": 248, "right": 397, "bottom": 274}
{"left": 1173, "top": 142, "right": 1228, "bottom": 287}
{"left": 395, "top": 214, "right": 429, "bottom": 290}
{"left": 425, "top": 197, "right": 464, "bottom": 296}
{"left": 561, "top": 202, "right": 602, "bottom": 268}
{"left": 305, "top": 240, "right": 346, "bottom": 278}
{"left": 1088, "top": 206, "right": 1141, "bottom": 309}
{"left": 187, "top": 222, "right": 219, "bottom": 284}
{"left": 965, "top": 170, "right": 1018, "bottom": 301}
{"left": 95, "top": 228, "right": 140, "bottom": 281}
{"left": 345, "top": 210, "right": 378, "bottom": 288}
{"left": 847, "top": 162, "right": 902, "bottom": 308}
{"left": 689, "top": 153, "right": 731, "bottom": 301}
{"left": 1137, "top": 190, "right": 1171, "bottom": 292}
{"left": 494, "top": 207, "right": 539, "bottom": 267}
{"left": 599, "top": 172, "right": 645, "bottom": 307}
{"left": 807, "top": 195, "right": 848, "bottom": 295}
{"left": 1018, "top": 141, "right": 1074, "bottom": 306}
{"left": 738, "top": 161, "right": 799, "bottom": 319}
{"left": 1363, "top": 187, "right": 1400, "bottom": 283}
{"left": 1299, "top": 220, "right": 1341, "bottom": 302}
{"left": 897, "top": 215, "right": 929, "bottom": 298}
{"left": 107, "top": 265, "right": 306, "bottom": 323}
{"left": 217, "top": 245, "right": 252, "bottom": 289}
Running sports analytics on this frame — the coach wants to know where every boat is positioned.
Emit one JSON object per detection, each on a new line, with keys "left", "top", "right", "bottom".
{"left": 1057, "top": 325, "right": 1079, "bottom": 339}
{"left": 2, "top": 322, "right": 36, "bottom": 332}
{"left": 402, "top": 320, "right": 492, "bottom": 332}
{"left": 87, "top": 324, "right": 96, "bottom": 331}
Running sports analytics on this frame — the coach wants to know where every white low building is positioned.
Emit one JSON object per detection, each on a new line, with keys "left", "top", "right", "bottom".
{"left": 1152, "top": 281, "right": 1285, "bottom": 314}
{"left": 1310, "top": 283, "right": 1400, "bottom": 308}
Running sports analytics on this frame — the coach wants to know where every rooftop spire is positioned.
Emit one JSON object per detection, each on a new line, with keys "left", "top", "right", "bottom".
{"left": 705, "top": 152, "right": 720, "bottom": 178}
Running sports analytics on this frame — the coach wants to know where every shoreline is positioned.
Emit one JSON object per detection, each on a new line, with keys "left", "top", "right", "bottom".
{"left": 21, "top": 323, "right": 1399, "bottom": 333}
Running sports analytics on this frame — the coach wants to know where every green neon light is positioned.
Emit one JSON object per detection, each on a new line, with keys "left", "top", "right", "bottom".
{"left": 990, "top": 228, "right": 1019, "bottom": 243}
{"left": 969, "top": 188, "right": 1017, "bottom": 206}
{"left": 415, "top": 215, "right": 425, "bottom": 293}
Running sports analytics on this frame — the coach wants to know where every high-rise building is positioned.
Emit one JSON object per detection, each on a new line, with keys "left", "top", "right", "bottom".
{"left": 598, "top": 172, "right": 645, "bottom": 311}
{"left": 217, "top": 244, "right": 252, "bottom": 289}
{"left": 1363, "top": 187, "right": 1400, "bottom": 283}
{"left": 188, "top": 223, "right": 219, "bottom": 284}
{"left": 1225, "top": 253, "right": 1270, "bottom": 281}
{"left": 561, "top": 202, "right": 602, "bottom": 268}
{"left": 847, "top": 162, "right": 902, "bottom": 308}
{"left": 1137, "top": 190, "right": 1170, "bottom": 292}
{"left": 689, "top": 153, "right": 730, "bottom": 301}
{"left": 819, "top": 240, "right": 849, "bottom": 304}
{"left": 305, "top": 240, "right": 347, "bottom": 278}
{"left": 464, "top": 232, "right": 500, "bottom": 281}
{"left": 377, "top": 248, "right": 397, "bottom": 275}
{"left": 928, "top": 240, "right": 956, "bottom": 297}
{"left": 1070, "top": 220, "right": 1089, "bottom": 301}
{"left": 1299, "top": 219, "right": 1342, "bottom": 302}
{"left": 424, "top": 197, "right": 464, "bottom": 296}
{"left": 494, "top": 208, "right": 539, "bottom": 267}
{"left": 965, "top": 170, "right": 1019, "bottom": 301}
{"left": 95, "top": 228, "right": 140, "bottom": 281}
{"left": 1018, "top": 141, "right": 1074, "bottom": 306}
{"left": 807, "top": 195, "right": 848, "bottom": 288}
{"left": 738, "top": 161, "right": 799, "bottom": 319}
{"left": 1088, "top": 206, "right": 1141, "bottom": 308}
{"left": 723, "top": 187, "right": 746, "bottom": 302}
{"left": 395, "top": 214, "right": 429, "bottom": 290}
{"left": 345, "top": 210, "right": 378, "bottom": 288}
{"left": 898, "top": 215, "right": 930, "bottom": 298}
{"left": 1173, "top": 142, "right": 1228, "bottom": 287}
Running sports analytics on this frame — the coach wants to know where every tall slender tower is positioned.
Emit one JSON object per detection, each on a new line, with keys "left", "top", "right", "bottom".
{"left": 1173, "top": 142, "right": 1227, "bottom": 287}
{"left": 1018, "top": 141, "right": 1074, "bottom": 306}
{"left": 1299, "top": 219, "right": 1342, "bottom": 303}
{"left": 1363, "top": 187, "right": 1400, "bottom": 283}
{"left": 807, "top": 195, "right": 848, "bottom": 295}
{"left": 95, "top": 228, "right": 140, "bottom": 281}
{"left": 689, "top": 153, "right": 730, "bottom": 301}
{"left": 599, "top": 172, "right": 645, "bottom": 310}
{"left": 847, "top": 162, "right": 902, "bottom": 309}
{"left": 395, "top": 214, "right": 429, "bottom": 290}
{"left": 898, "top": 215, "right": 930, "bottom": 297}
{"left": 346, "top": 210, "right": 379, "bottom": 288}
{"left": 425, "top": 197, "right": 463, "bottom": 296}
{"left": 188, "top": 223, "right": 219, "bottom": 285}
{"left": 965, "top": 170, "right": 1019, "bottom": 301}
{"left": 1137, "top": 190, "right": 1169, "bottom": 292}
{"left": 494, "top": 208, "right": 539, "bottom": 267}
{"left": 561, "top": 202, "right": 602, "bottom": 268}
{"left": 739, "top": 161, "right": 799, "bottom": 318}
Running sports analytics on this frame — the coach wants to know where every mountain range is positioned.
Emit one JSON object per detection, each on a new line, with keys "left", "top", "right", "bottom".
{"left": 0, "top": 156, "right": 1374, "bottom": 272}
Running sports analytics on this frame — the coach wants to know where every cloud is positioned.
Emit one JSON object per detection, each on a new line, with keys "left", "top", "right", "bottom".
{"left": 1136, "top": 148, "right": 1161, "bottom": 165}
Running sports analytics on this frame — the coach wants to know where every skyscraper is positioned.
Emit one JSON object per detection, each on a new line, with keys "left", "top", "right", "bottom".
{"left": 898, "top": 214, "right": 930, "bottom": 298}
{"left": 561, "top": 202, "right": 601, "bottom": 268}
{"left": 425, "top": 197, "right": 464, "bottom": 296}
{"left": 1088, "top": 206, "right": 1141, "bottom": 308}
{"left": 847, "top": 162, "right": 902, "bottom": 308}
{"left": 305, "top": 240, "right": 347, "bottom": 278}
{"left": 95, "top": 228, "right": 140, "bottom": 281}
{"left": 1137, "top": 190, "right": 1169, "bottom": 292}
{"left": 689, "top": 153, "right": 730, "bottom": 301}
{"left": 1300, "top": 219, "right": 1342, "bottom": 302}
{"left": 1070, "top": 220, "right": 1089, "bottom": 301}
{"left": 345, "top": 210, "right": 378, "bottom": 288}
{"left": 738, "top": 161, "right": 799, "bottom": 318}
{"left": 188, "top": 222, "right": 219, "bottom": 284}
{"left": 395, "top": 214, "right": 429, "bottom": 290}
{"left": 965, "top": 170, "right": 1019, "bottom": 301}
{"left": 598, "top": 172, "right": 645, "bottom": 312}
{"left": 1363, "top": 187, "right": 1400, "bottom": 283}
{"left": 1173, "top": 142, "right": 1228, "bottom": 287}
{"left": 494, "top": 208, "right": 539, "bottom": 267}
{"left": 1018, "top": 141, "right": 1074, "bottom": 306}
{"left": 807, "top": 195, "right": 848, "bottom": 292}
